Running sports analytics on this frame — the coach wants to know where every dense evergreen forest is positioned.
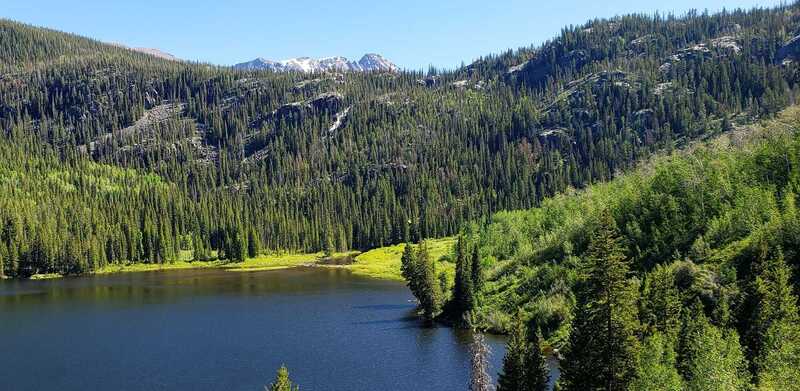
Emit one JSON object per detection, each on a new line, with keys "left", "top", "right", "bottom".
{"left": 408, "top": 108, "right": 799, "bottom": 390}
{"left": 3, "top": 4, "right": 800, "bottom": 280}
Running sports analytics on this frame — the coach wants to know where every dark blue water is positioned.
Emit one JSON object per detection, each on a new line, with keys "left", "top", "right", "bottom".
{"left": 0, "top": 267, "right": 507, "bottom": 390}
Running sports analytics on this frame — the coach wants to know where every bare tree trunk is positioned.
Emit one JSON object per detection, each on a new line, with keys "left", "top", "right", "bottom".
{"left": 469, "top": 332, "right": 495, "bottom": 391}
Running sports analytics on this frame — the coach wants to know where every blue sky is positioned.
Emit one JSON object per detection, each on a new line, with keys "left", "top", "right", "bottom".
{"left": 3, "top": 0, "right": 788, "bottom": 70}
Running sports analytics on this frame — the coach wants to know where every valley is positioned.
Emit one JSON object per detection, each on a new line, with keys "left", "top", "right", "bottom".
{"left": 2, "top": 2, "right": 800, "bottom": 390}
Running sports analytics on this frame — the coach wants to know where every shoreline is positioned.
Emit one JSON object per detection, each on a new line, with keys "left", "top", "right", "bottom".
{"left": 16, "top": 238, "right": 457, "bottom": 283}
{"left": 23, "top": 253, "right": 358, "bottom": 281}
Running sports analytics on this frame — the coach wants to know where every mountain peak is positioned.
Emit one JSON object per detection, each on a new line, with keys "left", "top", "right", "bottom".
{"left": 357, "top": 53, "right": 397, "bottom": 72}
{"left": 233, "top": 54, "right": 397, "bottom": 73}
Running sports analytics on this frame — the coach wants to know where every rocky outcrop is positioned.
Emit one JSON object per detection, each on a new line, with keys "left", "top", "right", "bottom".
{"left": 233, "top": 54, "right": 397, "bottom": 73}
{"left": 777, "top": 35, "right": 800, "bottom": 63}
{"left": 508, "top": 49, "right": 590, "bottom": 86}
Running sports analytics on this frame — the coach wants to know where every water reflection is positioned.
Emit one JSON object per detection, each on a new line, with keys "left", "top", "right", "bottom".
{"left": 0, "top": 268, "right": 508, "bottom": 391}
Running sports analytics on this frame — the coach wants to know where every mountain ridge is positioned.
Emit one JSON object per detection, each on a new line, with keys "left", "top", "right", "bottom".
{"left": 232, "top": 53, "right": 398, "bottom": 72}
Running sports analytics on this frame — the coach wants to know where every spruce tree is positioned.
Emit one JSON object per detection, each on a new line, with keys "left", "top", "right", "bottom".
{"left": 192, "top": 233, "right": 207, "bottom": 261}
{"left": 266, "top": 365, "right": 299, "bottom": 391}
{"left": 438, "top": 271, "right": 449, "bottom": 301}
{"left": 400, "top": 242, "right": 441, "bottom": 320}
{"left": 640, "top": 264, "right": 682, "bottom": 341}
{"left": 629, "top": 332, "right": 682, "bottom": 391}
{"left": 417, "top": 241, "right": 441, "bottom": 320}
{"left": 323, "top": 229, "right": 335, "bottom": 259}
{"left": 400, "top": 243, "right": 420, "bottom": 299}
{"left": 751, "top": 253, "right": 800, "bottom": 389}
{"left": 0, "top": 245, "right": 5, "bottom": 278}
{"left": 453, "top": 235, "right": 474, "bottom": 313}
{"left": 453, "top": 236, "right": 466, "bottom": 308}
{"left": 524, "top": 327, "right": 549, "bottom": 391}
{"left": 471, "top": 245, "right": 483, "bottom": 298}
{"left": 17, "top": 244, "right": 37, "bottom": 278}
{"left": 561, "top": 211, "right": 639, "bottom": 391}
{"left": 757, "top": 321, "right": 800, "bottom": 390}
{"left": 6, "top": 243, "right": 18, "bottom": 278}
{"left": 680, "top": 303, "right": 749, "bottom": 391}
{"left": 247, "top": 229, "right": 260, "bottom": 259}
{"left": 226, "top": 226, "right": 246, "bottom": 262}
{"left": 498, "top": 315, "right": 528, "bottom": 391}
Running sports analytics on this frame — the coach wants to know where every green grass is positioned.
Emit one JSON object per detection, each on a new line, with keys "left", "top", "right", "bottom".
{"left": 93, "top": 252, "right": 320, "bottom": 275}
{"left": 348, "top": 237, "right": 457, "bottom": 281}
{"left": 222, "top": 252, "right": 321, "bottom": 272}
{"left": 28, "top": 273, "right": 63, "bottom": 280}
{"left": 94, "top": 259, "right": 226, "bottom": 274}
{"left": 33, "top": 238, "right": 458, "bottom": 281}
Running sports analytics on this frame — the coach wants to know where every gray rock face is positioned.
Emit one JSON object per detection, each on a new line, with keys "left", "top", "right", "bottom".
{"left": 355, "top": 54, "right": 397, "bottom": 72}
{"left": 777, "top": 35, "right": 800, "bottom": 63}
{"left": 233, "top": 54, "right": 397, "bottom": 73}
{"left": 132, "top": 48, "right": 179, "bottom": 61}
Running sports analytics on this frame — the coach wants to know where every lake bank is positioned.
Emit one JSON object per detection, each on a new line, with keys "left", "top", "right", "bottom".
{"left": 23, "top": 238, "right": 457, "bottom": 282}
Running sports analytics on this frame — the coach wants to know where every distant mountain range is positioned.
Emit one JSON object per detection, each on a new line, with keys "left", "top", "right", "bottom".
{"left": 232, "top": 54, "right": 398, "bottom": 73}
{"left": 106, "top": 43, "right": 397, "bottom": 72}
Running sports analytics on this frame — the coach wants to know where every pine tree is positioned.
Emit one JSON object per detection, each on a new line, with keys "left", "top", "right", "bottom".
{"left": 6, "top": 242, "right": 18, "bottom": 278}
{"left": 498, "top": 315, "right": 528, "bottom": 391}
{"left": 323, "top": 229, "right": 335, "bottom": 259}
{"left": 524, "top": 327, "right": 549, "bottom": 391}
{"left": 757, "top": 321, "right": 800, "bottom": 390}
{"left": 562, "top": 211, "right": 640, "bottom": 391}
{"left": 471, "top": 245, "right": 483, "bottom": 297}
{"left": 629, "top": 332, "right": 683, "bottom": 391}
{"left": 62, "top": 240, "right": 86, "bottom": 275}
{"left": 266, "top": 365, "right": 299, "bottom": 391}
{"left": 751, "top": 253, "right": 800, "bottom": 389}
{"left": 640, "top": 264, "right": 682, "bottom": 341}
{"left": 0, "top": 244, "right": 5, "bottom": 279}
{"left": 400, "top": 242, "right": 441, "bottom": 321}
{"left": 400, "top": 243, "right": 420, "bottom": 299}
{"left": 453, "top": 235, "right": 474, "bottom": 313}
{"left": 247, "top": 229, "right": 260, "bottom": 259}
{"left": 237, "top": 228, "right": 247, "bottom": 262}
{"left": 417, "top": 241, "right": 441, "bottom": 320}
{"left": 19, "top": 233, "right": 44, "bottom": 278}
{"left": 680, "top": 303, "right": 749, "bottom": 391}
{"left": 192, "top": 233, "right": 208, "bottom": 261}
{"left": 28, "top": 232, "right": 49, "bottom": 273}
{"left": 438, "top": 271, "right": 449, "bottom": 301}
{"left": 226, "top": 226, "right": 246, "bottom": 262}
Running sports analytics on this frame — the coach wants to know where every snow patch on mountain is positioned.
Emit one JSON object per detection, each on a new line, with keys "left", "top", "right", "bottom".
{"left": 233, "top": 54, "right": 397, "bottom": 73}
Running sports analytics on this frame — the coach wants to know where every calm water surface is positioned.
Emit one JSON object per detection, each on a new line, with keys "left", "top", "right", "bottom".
{"left": 0, "top": 267, "right": 508, "bottom": 390}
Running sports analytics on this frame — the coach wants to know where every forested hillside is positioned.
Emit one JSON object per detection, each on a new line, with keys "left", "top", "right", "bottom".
{"left": 433, "top": 107, "right": 800, "bottom": 389}
{"left": 3, "top": 4, "right": 800, "bottom": 277}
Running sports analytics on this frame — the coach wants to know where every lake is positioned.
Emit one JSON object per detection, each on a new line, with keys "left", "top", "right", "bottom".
{"left": 0, "top": 267, "right": 509, "bottom": 390}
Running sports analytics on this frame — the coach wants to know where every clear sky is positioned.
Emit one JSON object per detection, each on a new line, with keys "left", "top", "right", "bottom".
{"left": 3, "top": 0, "right": 788, "bottom": 70}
